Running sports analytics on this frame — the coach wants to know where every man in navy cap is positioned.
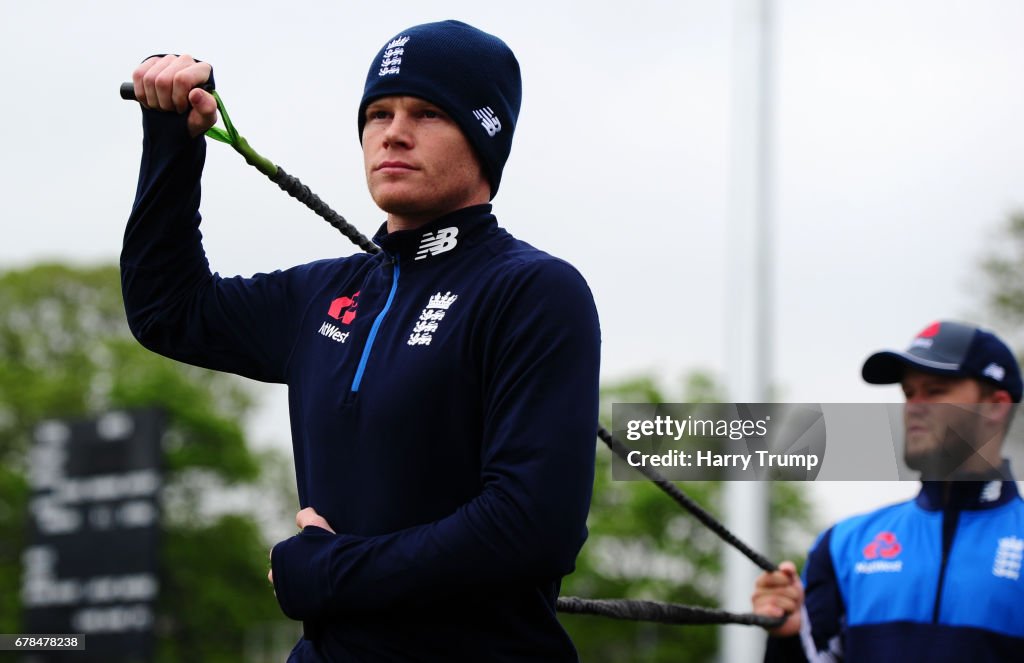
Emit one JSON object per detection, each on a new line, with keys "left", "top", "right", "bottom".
{"left": 751, "top": 321, "right": 1024, "bottom": 662}
{"left": 122, "top": 20, "right": 600, "bottom": 661}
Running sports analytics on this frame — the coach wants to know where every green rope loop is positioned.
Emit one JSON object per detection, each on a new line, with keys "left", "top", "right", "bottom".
{"left": 204, "top": 91, "right": 277, "bottom": 178}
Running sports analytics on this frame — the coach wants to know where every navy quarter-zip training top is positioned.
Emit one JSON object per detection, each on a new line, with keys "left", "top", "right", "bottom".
{"left": 122, "top": 109, "right": 601, "bottom": 661}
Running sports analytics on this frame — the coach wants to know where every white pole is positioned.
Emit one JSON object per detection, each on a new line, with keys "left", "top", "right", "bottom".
{"left": 722, "top": 0, "right": 774, "bottom": 661}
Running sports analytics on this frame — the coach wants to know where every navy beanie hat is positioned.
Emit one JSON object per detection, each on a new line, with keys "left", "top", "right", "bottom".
{"left": 358, "top": 20, "right": 522, "bottom": 198}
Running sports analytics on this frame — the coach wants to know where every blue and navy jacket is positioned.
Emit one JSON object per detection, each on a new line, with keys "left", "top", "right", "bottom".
{"left": 767, "top": 477, "right": 1024, "bottom": 662}
{"left": 122, "top": 109, "right": 601, "bottom": 661}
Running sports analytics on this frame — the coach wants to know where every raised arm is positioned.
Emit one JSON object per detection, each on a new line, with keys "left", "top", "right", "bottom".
{"left": 120, "top": 55, "right": 305, "bottom": 383}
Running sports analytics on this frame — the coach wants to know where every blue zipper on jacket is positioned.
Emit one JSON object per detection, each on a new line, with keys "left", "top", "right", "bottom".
{"left": 351, "top": 256, "right": 400, "bottom": 392}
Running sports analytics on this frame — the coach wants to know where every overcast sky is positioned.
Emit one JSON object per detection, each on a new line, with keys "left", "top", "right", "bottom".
{"left": 4, "top": 1, "right": 1024, "bottom": 524}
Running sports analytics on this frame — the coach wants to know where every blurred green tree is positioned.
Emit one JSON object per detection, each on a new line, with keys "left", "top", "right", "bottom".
{"left": 0, "top": 263, "right": 294, "bottom": 662}
{"left": 558, "top": 372, "right": 814, "bottom": 663}
{"left": 980, "top": 211, "right": 1024, "bottom": 338}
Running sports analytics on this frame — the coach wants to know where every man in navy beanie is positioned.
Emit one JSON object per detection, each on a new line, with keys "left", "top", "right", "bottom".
{"left": 750, "top": 321, "right": 1024, "bottom": 662}
{"left": 122, "top": 20, "right": 600, "bottom": 662}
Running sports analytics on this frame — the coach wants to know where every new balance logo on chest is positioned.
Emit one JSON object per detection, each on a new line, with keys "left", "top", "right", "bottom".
{"left": 416, "top": 227, "right": 459, "bottom": 261}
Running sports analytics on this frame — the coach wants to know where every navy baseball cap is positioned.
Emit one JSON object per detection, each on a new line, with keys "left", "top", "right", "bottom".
{"left": 862, "top": 321, "right": 1022, "bottom": 402}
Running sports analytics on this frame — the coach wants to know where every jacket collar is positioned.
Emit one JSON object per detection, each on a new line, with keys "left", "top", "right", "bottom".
{"left": 372, "top": 204, "right": 496, "bottom": 263}
{"left": 915, "top": 460, "right": 1018, "bottom": 511}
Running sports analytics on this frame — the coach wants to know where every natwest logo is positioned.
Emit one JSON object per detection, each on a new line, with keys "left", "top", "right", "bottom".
{"left": 855, "top": 531, "right": 904, "bottom": 575}
{"left": 328, "top": 291, "right": 360, "bottom": 325}
{"left": 863, "top": 531, "right": 902, "bottom": 559}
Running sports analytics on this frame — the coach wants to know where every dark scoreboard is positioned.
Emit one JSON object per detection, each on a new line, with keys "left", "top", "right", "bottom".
{"left": 21, "top": 409, "right": 163, "bottom": 662}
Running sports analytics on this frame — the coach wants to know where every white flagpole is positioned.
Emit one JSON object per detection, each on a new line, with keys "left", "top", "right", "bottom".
{"left": 722, "top": 0, "right": 775, "bottom": 660}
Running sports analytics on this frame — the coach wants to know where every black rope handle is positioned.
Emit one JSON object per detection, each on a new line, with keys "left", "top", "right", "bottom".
{"left": 556, "top": 597, "right": 785, "bottom": 628}
{"left": 596, "top": 426, "right": 778, "bottom": 573}
{"left": 121, "top": 79, "right": 377, "bottom": 252}
{"left": 552, "top": 427, "right": 786, "bottom": 627}
{"left": 269, "top": 168, "right": 379, "bottom": 254}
